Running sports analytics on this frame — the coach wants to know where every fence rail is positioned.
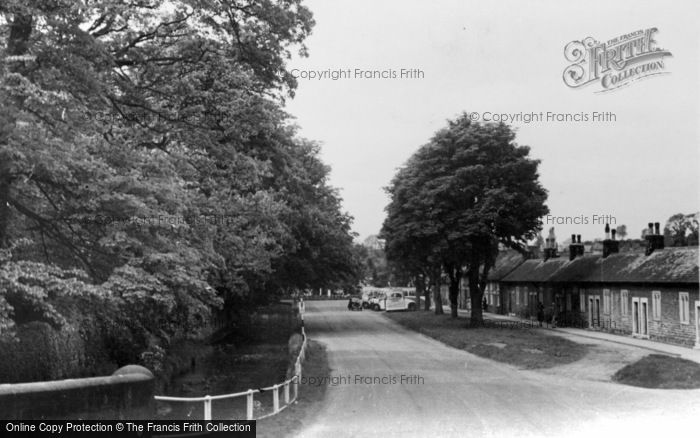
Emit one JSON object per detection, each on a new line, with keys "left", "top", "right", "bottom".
{"left": 154, "top": 302, "right": 307, "bottom": 421}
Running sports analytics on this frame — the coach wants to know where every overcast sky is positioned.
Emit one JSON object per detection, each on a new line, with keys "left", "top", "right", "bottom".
{"left": 285, "top": 0, "right": 699, "bottom": 244}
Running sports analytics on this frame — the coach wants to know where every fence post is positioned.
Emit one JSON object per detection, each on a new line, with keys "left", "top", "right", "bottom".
{"left": 284, "top": 381, "right": 290, "bottom": 404}
{"left": 246, "top": 390, "right": 254, "bottom": 420}
{"left": 272, "top": 384, "right": 279, "bottom": 413}
{"left": 293, "top": 375, "right": 298, "bottom": 400}
{"left": 203, "top": 395, "right": 212, "bottom": 421}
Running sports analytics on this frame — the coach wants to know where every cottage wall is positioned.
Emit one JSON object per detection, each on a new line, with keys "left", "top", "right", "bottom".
{"left": 578, "top": 286, "right": 699, "bottom": 347}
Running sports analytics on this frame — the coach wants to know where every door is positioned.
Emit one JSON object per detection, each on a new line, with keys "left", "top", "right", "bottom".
{"left": 588, "top": 295, "right": 600, "bottom": 328}
{"left": 632, "top": 297, "right": 649, "bottom": 338}
{"left": 640, "top": 300, "right": 648, "bottom": 336}
{"left": 386, "top": 292, "right": 403, "bottom": 311}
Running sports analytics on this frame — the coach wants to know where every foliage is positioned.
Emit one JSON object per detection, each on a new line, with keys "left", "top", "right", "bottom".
{"left": 0, "top": 0, "right": 360, "bottom": 380}
{"left": 663, "top": 213, "right": 699, "bottom": 247}
{"left": 381, "top": 115, "right": 548, "bottom": 321}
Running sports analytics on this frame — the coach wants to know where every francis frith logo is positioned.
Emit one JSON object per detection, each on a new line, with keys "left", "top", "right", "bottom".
{"left": 563, "top": 28, "right": 672, "bottom": 92}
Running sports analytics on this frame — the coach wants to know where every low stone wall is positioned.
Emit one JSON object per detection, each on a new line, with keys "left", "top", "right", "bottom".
{"left": 0, "top": 365, "right": 154, "bottom": 420}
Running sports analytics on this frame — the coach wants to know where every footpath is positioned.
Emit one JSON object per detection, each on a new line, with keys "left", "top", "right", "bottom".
{"left": 451, "top": 307, "right": 700, "bottom": 364}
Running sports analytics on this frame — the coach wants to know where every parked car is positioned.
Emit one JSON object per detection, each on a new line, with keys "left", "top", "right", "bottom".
{"left": 372, "top": 290, "right": 418, "bottom": 312}
{"left": 362, "top": 290, "right": 381, "bottom": 309}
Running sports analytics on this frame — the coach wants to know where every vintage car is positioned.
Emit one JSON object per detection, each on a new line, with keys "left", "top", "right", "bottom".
{"left": 371, "top": 290, "right": 418, "bottom": 312}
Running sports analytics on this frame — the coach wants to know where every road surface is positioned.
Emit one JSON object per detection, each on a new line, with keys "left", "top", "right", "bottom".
{"left": 295, "top": 300, "right": 700, "bottom": 438}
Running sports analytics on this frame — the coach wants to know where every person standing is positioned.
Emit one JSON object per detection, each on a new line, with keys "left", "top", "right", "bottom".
{"left": 550, "top": 302, "right": 558, "bottom": 328}
{"left": 537, "top": 301, "right": 545, "bottom": 327}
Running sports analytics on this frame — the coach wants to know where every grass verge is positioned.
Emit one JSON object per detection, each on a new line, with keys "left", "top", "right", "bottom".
{"left": 612, "top": 354, "right": 700, "bottom": 389}
{"left": 386, "top": 310, "right": 587, "bottom": 369}
{"left": 257, "top": 340, "right": 331, "bottom": 438}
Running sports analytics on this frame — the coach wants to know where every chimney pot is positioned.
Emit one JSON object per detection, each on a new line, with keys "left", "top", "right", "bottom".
{"left": 577, "top": 235, "right": 581, "bottom": 243}
{"left": 648, "top": 222, "right": 654, "bottom": 234}
{"left": 654, "top": 222, "right": 660, "bottom": 235}
{"left": 611, "top": 229, "right": 617, "bottom": 240}
{"left": 571, "top": 234, "right": 576, "bottom": 243}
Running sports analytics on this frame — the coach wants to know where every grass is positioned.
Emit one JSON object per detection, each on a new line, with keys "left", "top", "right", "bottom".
{"left": 613, "top": 354, "right": 700, "bottom": 389}
{"left": 257, "top": 340, "right": 331, "bottom": 438}
{"left": 385, "top": 310, "right": 587, "bottom": 369}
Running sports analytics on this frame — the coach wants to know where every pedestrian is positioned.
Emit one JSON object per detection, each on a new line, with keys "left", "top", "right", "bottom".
{"left": 551, "top": 302, "right": 558, "bottom": 328}
{"left": 347, "top": 297, "right": 353, "bottom": 311}
{"left": 537, "top": 301, "right": 544, "bottom": 327}
{"left": 482, "top": 297, "right": 488, "bottom": 312}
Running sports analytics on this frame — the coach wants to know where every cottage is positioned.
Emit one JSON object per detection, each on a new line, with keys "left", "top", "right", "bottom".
{"left": 495, "top": 223, "right": 700, "bottom": 347}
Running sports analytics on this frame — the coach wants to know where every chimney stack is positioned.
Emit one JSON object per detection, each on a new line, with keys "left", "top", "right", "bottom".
{"left": 544, "top": 227, "right": 559, "bottom": 260}
{"left": 569, "top": 234, "right": 585, "bottom": 261}
{"left": 603, "top": 223, "right": 620, "bottom": 258}
{"left": 645, "top": 220, "right": 665, "bottom": 255}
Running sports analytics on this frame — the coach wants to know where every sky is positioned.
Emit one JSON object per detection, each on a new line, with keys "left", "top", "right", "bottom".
{"left": 285, "top": 0, "right": 700, "bottom": 244}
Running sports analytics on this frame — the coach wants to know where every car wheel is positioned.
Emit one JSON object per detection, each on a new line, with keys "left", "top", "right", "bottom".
{"left": 408, "top": 303, "right": 416, "bottom": 311}
{"left": 372, "top": 304, "right": 380, "bottom": 311}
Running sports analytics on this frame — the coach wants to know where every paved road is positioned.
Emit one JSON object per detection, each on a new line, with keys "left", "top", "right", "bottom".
{"left": 295, "top": 301, "right": 700, "bottom": 438}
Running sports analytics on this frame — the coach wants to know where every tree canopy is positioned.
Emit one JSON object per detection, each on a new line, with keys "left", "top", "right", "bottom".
{"left": 381, "top": 114, "right": 548, "bottom": 321}
{"left": 0, "top": 0, "right": 361, "bottom": 380}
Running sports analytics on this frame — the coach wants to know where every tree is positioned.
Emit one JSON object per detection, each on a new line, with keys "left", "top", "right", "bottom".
{"left": 615, "top": 225, "right": 627, "bottom": 240}
{"left": 382, "top": 115, "right": 548, "bottom": 322}
{"left": 0, "top": 0, "right": 357, "bottom": 378}
{"left": 664, "top": 213, "right": 699, "bottom": 247}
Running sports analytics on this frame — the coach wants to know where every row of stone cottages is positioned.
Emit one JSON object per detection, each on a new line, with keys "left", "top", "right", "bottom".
{"left": 458, "top": 223, "right": 699, "bottom": 348}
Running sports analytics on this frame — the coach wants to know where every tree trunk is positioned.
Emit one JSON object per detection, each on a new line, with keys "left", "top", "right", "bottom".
{"left": 468, "top": 268, "right": 483, "bottom": 325}
{"left": 447, "top": 266, "right": 462, "bottom": 318}
{"left": 432, "top": 271, "right": 443, "bottom": 315}
{"left": 415, "top": 274, "right": 430, "bottom": 311}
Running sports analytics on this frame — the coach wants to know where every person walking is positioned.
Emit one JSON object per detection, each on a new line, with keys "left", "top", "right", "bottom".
{"left": 537, "top": 301, "right": 545, "bottom": 327}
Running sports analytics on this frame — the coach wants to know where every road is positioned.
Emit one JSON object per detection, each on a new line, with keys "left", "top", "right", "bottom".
{"left": 294, "top": 300, "right": 700, "bottom": 438}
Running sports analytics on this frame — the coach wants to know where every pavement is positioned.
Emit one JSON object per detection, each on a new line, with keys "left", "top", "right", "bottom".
{"left": 456, "top": 308, "right": 700, "bottom": 363}
{"left": 294, "top": 300, "right": 700, "bottom": 438}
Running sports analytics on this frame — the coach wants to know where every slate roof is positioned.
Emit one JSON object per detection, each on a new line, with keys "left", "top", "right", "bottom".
{"left": 500, "top": 247, "right": 699, "bottom": 285}
{"left": 487, "top": 250, "right": 526, "bottom": 281}
{"left": 580, "top": 247, "right": 698, "bottom": 284}
{"left": 501, "top": 258, "right": 568, "bottom": 283}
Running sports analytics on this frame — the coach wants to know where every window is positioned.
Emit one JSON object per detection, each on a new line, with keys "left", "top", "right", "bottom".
{"left": 652, "top": 291, "right": 661, "bottom": 320}
{"left": 516, "top": 287, "right": 520, "bottom": 305}
{"left": 566, "top": 294, "right": 572, "bottom": 311}
{"left": 579, "top": 290, "right": 585, "bottom": 312}
{"left": 621, "top": 290, "right": 629, "bottom": 316}
{"left": 603, "top": 289, "right": 610, "bottom": 314}
{"left": 679, "top": 292, "right": 690, "bottom": 324}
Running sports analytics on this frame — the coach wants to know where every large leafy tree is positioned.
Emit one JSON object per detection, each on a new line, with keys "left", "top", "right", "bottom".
{"left": 663, "top": 213, "right": 699, "bottom": 247}
{"left": 381, "top": 163, "right": 444, "bottom": 312}
{"left": 382, "top": 115, "right": 548, "bottom": 322}
{"left": 0, "top": 0, "right": 360, "bottom": 378}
